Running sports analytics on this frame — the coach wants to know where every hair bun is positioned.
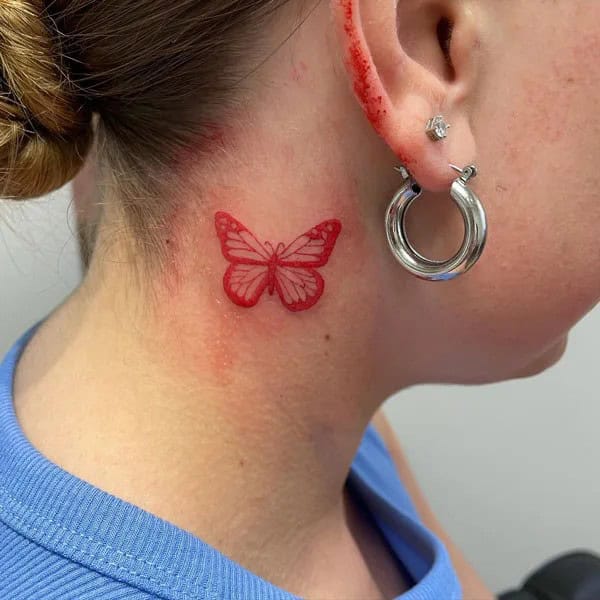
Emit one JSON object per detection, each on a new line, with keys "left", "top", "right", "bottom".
{"left": 0, "top": 0, "right": 92, "bottom": 200}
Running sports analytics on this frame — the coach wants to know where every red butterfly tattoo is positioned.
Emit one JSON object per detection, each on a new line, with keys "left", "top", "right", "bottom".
{"left": 215, "top": 211, "right": 342, "bottom": 312}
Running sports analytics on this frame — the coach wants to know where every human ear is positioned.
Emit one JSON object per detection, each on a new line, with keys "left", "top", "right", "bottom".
{"left": 331, "top": 0, "right": 481, "bottom": 191}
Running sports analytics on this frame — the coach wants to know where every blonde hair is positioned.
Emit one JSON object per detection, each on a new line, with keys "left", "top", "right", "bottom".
{"left": 0, "top": 0, "right": 290, "bottom": 244}
{"left": 0, "top": 0, "right": 92, "bottom": 199}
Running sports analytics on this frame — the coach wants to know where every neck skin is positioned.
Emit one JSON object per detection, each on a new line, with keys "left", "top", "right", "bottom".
{"left": 12, "top": 4, "right": 421, "bottom": 592}
{"left": 12, "top": 27, "right": 415, "bottom": 595}
{"left": 13, "top": 194, "right": 403, "bottom": 594}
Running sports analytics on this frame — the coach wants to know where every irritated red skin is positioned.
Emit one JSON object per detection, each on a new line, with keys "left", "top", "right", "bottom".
{"left": 151, "top": 169, "right": 364, "bottom": 387}
{"left": 339, "top": 0, "right": 387, "bottom": 131}
{"left": 338, "top": 0, "right": 413, "bottom": 167}
{"left": 167, "top": 120, "right": 231, "bottom": 182}
{"left": 290, "top": 60, "right": 309, "bottom": 83}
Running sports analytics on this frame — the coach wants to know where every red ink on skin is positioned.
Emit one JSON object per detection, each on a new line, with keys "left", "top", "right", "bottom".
{"left": 339, "top": 0, "right": 413, "bottom": 167}
{"left": 214, "top": 211, "right": 342, "bottom": 312}
{"left": 340, "top": 0, "right": 387, "bottom": 131}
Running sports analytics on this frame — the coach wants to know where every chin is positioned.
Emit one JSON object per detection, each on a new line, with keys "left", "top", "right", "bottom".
{"left": 509, "top": 335, "right": 569, "bottom": 380}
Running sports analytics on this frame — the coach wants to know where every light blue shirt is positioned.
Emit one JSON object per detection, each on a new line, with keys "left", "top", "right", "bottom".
{"left": 0, "top": 325, "right": 461, "bottom": 599}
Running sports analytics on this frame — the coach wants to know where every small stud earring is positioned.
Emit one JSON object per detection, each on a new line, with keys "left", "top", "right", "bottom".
{"left": 425, "top": 115, "right": 450, "bottom": 141}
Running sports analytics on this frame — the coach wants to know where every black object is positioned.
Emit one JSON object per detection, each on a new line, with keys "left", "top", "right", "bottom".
{"left": 498, "top": 551, "right": 600, "bottom": 600}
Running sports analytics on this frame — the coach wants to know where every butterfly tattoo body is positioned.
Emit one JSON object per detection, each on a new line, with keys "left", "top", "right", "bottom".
{"left": 215, "top": 211, "right": 342, "bottom": 312}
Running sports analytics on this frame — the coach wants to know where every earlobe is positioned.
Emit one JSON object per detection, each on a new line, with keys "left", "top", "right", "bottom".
{"left": 331, "top": 0, "right": 480, "bottom": 191}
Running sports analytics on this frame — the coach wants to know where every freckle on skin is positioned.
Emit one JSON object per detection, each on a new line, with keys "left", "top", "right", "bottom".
{"left": 160, "top": 203, "right": 187, "bottom": 296}
{"left": 325, "top": 333, "right": 331, "bottom": 341}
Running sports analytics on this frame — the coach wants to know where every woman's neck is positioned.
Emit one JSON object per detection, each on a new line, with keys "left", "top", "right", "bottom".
{"left": 12, "top": 202, "right": 408, "bottom": 587}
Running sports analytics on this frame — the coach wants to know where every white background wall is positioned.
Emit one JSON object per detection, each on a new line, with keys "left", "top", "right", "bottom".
{"left": 1, "top": 189, "right": 599, "bottom": 596}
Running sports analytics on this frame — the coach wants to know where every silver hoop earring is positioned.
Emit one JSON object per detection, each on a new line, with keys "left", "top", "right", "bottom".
{"left": 385, "top": 164, "right": 487, "bottom": 281}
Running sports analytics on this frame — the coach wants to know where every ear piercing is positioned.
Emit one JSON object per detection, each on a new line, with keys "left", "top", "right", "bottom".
{"left": 385, "top": 114, "right": 487, "bottom": 281}
{"left": 425, "top": 115, "right": 450, "bottom": 141}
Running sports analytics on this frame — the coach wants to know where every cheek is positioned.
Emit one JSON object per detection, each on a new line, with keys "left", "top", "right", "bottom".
{"left": 461, "top": 214, "right": 599, "bottom": 356}
{"left": 458, "top": 10, "right": 600, "bottom": 360}
{"left": 447, "top": 159, "right": 600, "bottom": 370}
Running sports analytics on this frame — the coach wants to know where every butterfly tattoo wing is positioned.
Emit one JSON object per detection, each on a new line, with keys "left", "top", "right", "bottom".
{"left": 277, "top": 220, "right": 342, "bottom": 267}
{"left": 272, "top": 265, "right": 324, "bottom": 312}
{"left": 274, "top": 220, "right": 342, "bottom": 312}
{"left": 215, "top": 211, "right": 272, "bottom": 264}
{"left": 215, "top": 211, "right": 272, "bottom": 307}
